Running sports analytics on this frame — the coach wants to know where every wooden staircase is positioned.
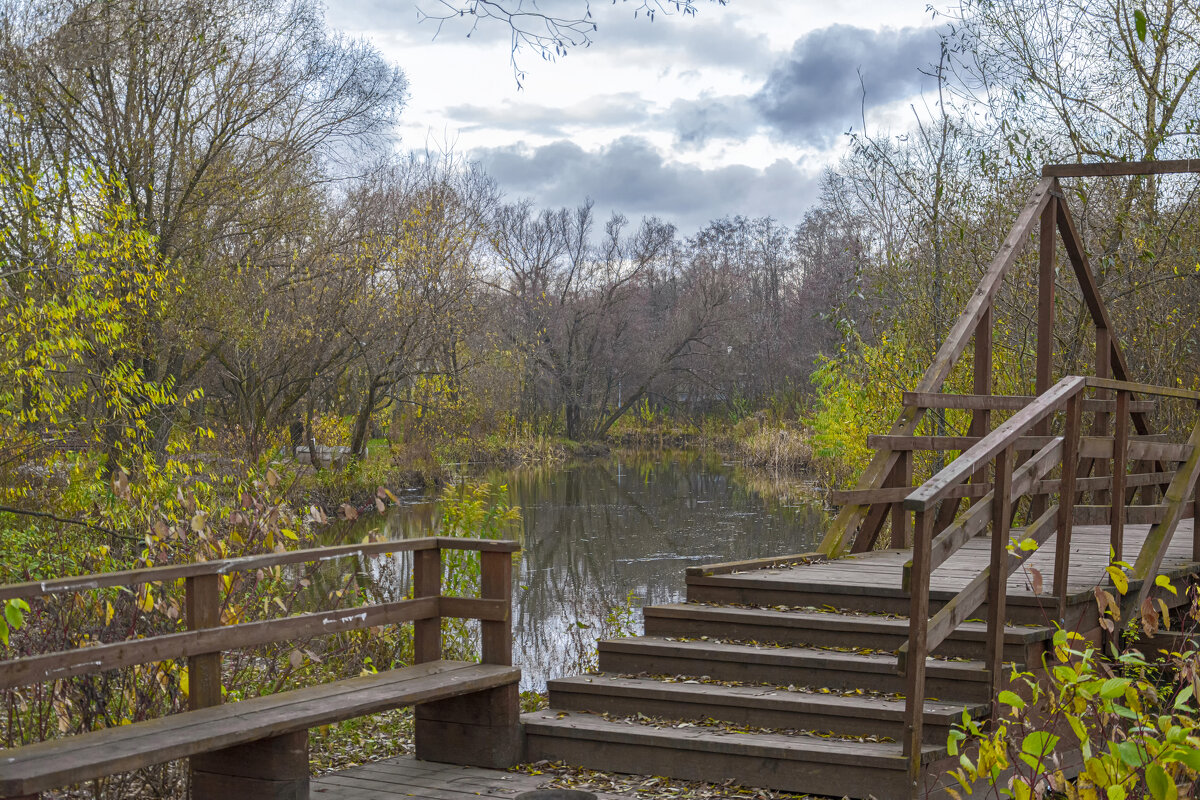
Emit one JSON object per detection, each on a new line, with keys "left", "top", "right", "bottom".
{"left": 523, "top": 570, "right": 1055, "bottom": 800}
{"left": 522, "top": 161, "right": 1200, "bottom": 799}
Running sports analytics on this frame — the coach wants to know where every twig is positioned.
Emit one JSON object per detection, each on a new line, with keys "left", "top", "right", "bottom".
{"left": 0, "top": 505, "right": 137, "bottom": 541}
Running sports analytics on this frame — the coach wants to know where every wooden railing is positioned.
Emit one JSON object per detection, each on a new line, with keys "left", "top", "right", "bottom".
{"left": 895, "top": 377, "right": 1200, "bottom": 791}
{"left": 0, "top": 535, "right": 518, "bottom": 695}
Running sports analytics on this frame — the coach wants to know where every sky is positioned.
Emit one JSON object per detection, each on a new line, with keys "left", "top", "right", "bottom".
{"left": 328, "top": 1, "right": 944, "bottom": 234}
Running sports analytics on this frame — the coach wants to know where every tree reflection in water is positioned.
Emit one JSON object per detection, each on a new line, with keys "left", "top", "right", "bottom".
{"left": 341, "top": 451, "right": 827, "bottom": 689}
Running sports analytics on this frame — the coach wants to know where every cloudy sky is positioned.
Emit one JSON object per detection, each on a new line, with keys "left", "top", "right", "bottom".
{"left": 329, "top": 1, "right": 943, "bottom": 233}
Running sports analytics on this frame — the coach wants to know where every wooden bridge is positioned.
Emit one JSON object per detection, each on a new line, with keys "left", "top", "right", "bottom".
{"left": 2, "top": 159, "right": 1200, "bottom": 800}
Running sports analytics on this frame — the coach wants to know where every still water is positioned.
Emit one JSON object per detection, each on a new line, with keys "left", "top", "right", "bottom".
{"left": 349, "top": 450, "right": 828, "bottom": 689}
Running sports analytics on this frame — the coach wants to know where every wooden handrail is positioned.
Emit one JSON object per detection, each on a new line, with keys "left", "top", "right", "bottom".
{"left": 0, "top": 537, "right": 518, "bottom": 691}
{"left": 0, "top": 536, "right": 519, "bottom": 604}
{"left": 905, "top": 377, "right": 1086, "bottom": 512}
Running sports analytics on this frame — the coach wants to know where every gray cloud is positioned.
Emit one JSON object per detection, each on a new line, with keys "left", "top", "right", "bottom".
{"left": 445, "top": 92, "right": 653, "bottom": 136}
{"left": 753, "top": 25, "right": 940, "bottom": 145}
{"left": 473, "top": 136, "right": 821, "bottom": 233}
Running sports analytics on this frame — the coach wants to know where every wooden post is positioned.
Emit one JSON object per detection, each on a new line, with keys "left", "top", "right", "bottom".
{"left": 415, "top": 547, "right": 521, "bottom": 770}
{"left": 1093, "top": 326, "right": 1112, "bottom": 506}
{"left": 1112, "top": 391, "right": 1129, "bottom": 564}
{"left": 414, "top": 547, "right": 442, "bottom": 663}
{"left": 1054, "top": 393, "right": 1083, "bottom": 617}
{"left": 186, "top": 574, "right": 309, "bottom": 800}
{"left": 185, "top": 574, "right": 221, "bottom": 711}
{"left": 970, "top": 309, "right": 993, "bottom": 507}
{"left": 1194, "top": 401, "right": 1200, "bottom": 563}
{"left": 1032, "top": 194, "right": 1057, "bottom": 520}
{"left": 986, "top": 446, "right": 1014, "bottom": 704}
{"left": 903, "top": 509, "right": 933, "bottom": 797}
{"left": 889, "top": 450, "right": 913, "bottom": 549}
{"left": 480, "top": 550, "right": 513, "bottom": 666}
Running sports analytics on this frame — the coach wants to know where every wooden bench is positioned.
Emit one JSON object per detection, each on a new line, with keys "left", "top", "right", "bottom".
{"left": 0, "top": 536, "right": 522, "bottom": 800}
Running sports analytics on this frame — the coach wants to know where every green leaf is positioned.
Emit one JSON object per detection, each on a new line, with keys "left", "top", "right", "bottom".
{"left": 1168, "top": 747, "right": 1200, "bottom": 771}
{"left": 1021, "top": 730, "right": 1059, "bottom": 761}
{"left": 1146, "top": 763, "right": 1176, "bottom": 800}
{"left": 999, "top": 690, "right": 1026, "bottom": 711}
{"left": 1135, "top": 9, "right": 1148, "bottom": 42}
{"left": 1116, "top": 740, "right": 1150, "bottom": 768}
{"left": 1175, "top": 684, "right": 1194, "bottom": 709}
{"left": 1100, "top": 678, "right": 1130, "bottom": 699}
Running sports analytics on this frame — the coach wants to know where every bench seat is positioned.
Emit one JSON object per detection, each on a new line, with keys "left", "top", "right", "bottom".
{"left": 0, "top": 660, "right": 519, "bottom": 797}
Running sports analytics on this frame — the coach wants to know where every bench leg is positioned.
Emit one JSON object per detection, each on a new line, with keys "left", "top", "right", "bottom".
{"left": 415, "top": 682, "right": 522, "bottom": 769}
{"left": 191, "top": 730, "right": 309, "bottom": 800}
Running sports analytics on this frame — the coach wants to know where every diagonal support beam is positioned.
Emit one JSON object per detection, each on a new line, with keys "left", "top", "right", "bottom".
{"left": 819, "top": 178, "right": 1056, "bottom": 556}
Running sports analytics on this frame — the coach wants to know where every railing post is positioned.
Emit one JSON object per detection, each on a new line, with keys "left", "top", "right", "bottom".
{"left": 986, "top": 447, "right": 1014, "bottom": 704}
{"left": 890, "top": 450, "right": 913, "bottom": 549}
{"left": 414, "top": 546, "right": 442, "bottom": 663}
{"left": 903, "top": 508, "right": 933, "bottom": 797}
{"left": 1093, "top": 326, "right": 1112, "bottom": 506}
{"left": 184, "top": 574, "right": 221, "bottom": 710}
{"left": 969, "top": 308, "right": 993, "bottom": 511}
{"left": 480, "top": 550, "right": 513, "bottom": 666}
{"left": 1194, "top": 401, "right": 1200, "bottom": 563}
{"left": 1054, "top": 393, "right": 1083, "bottom": 616}
{"left": 1032, "top": 192, "right": 1057, "bottom": 520}
{"left": 1112, "top": 391, "right": 1129, "bottom": 564}
{"left": 414, "top": 544, "right": 521, "bottom": 770}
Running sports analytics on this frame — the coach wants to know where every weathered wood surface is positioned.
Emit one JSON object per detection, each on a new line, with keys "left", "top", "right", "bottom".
{"left": 706, "top": 520, "right": 1198, "bottom": 603}
{"left": 1043, "top": 159, "right": 1200, "bottom": 177}
{"left": 0, "top": 661, "right": 518, "bottom": 796}
{"left": 0, "top": 536, "right": 520, "bottom": 604}
{"left": 312, "top": 755, "right": 632, "bottom": 799}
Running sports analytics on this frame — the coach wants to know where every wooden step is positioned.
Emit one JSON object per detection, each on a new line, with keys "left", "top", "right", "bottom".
{"left": 547, "top": 673, "right": 986, "bottom": 745}
{"left": 686, "top": 568, "right": 1063, "bottom": 625}
{"left": 643, "top": 602, "right": 1051, "bottom": 663}
{"left": 523, "top": 709, "right": 941, "bottom": 800}
{"left": 597, "top": 636, "right": 993, "bottom": 702}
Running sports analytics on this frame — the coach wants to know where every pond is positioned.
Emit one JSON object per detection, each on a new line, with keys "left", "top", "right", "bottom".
{"left": 338, "top": 450, "right": 828, "bottom": 690}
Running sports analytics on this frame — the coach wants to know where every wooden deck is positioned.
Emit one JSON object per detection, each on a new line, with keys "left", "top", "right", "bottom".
{"left": 312, "top": 756, "right": 631, "bottom": 799}
{"left": 706, "top": 520, "right": 1196, "bottom": 603}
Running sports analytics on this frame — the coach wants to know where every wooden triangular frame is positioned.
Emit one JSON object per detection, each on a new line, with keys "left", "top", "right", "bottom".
{"left": 818, "top": 168, "right": 1173, "bottom": 557}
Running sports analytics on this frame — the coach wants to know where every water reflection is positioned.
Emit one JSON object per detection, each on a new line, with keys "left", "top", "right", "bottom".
{"left": 359, "top": 451, "right": 827, "bottom": 689}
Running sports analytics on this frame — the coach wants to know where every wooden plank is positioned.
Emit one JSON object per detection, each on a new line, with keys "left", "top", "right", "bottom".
{"left": 891, "top": 450, "right": 913, "bottom": 548}
{"left": 1085, "top": 376, "right": 1200, "bottom": 403}
{"left": 1094, "top": 326, "right": 1112, "bottom": 506}
{"left": 0, "top": 537, "right": 519, "bottom": 604}
{"left": 0, "top": 661, "right": 518, "bottom": 796}
{"left": 832, "top": 483, "right": 991, "bottom": 505}
{"left": 819, "top": 178, "right": 1055, "bottom": 557}
{"left": 0, "top": 597, "right": 439, "bottom": 691}
{"left": 1042, "top": 159, "right": 1200, "bottom": 177}
{"left": 903, "top": 392, "right": 1153, "bottom": 413}
{"left": 1032, "top": 470, "right": 1173, "bottom": 495}
{"left": 686, "top": 552, "right": 826, "bottom": 577}
{"left": 905, "top": 376, "right": 1085, "bottom": 512}
{"left": 185, "top": 574, "right": 222, "bottom": 712}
